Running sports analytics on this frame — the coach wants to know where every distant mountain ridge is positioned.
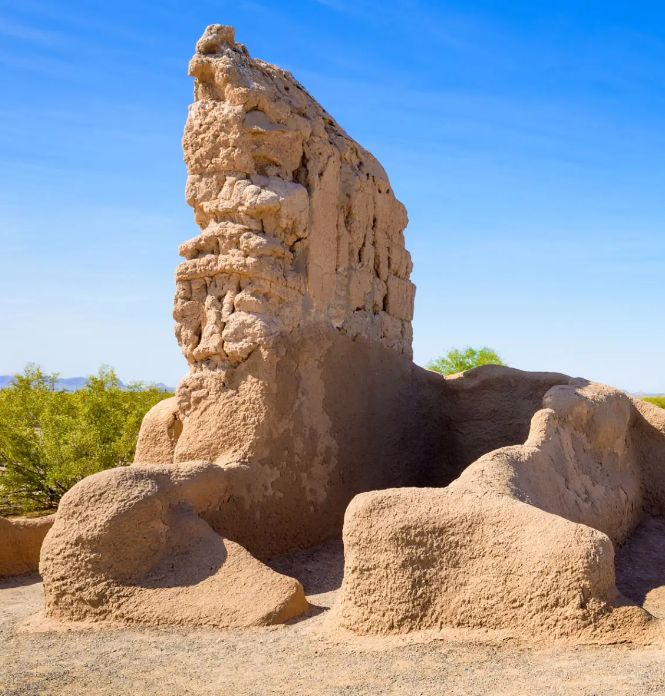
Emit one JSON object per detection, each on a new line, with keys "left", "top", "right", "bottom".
{"left": 0, "top": 375, "right": 174, "bottom": 393}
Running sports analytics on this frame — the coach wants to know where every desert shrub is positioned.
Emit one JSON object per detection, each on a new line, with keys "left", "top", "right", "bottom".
{"left": 427, "top": 346, "right": 506, "bottom": 376}
{"left": 0, "top": 364, "right": 171, "bottom": 514}
{"left": 644, "top": 396, "right": 665, "bottom": 410}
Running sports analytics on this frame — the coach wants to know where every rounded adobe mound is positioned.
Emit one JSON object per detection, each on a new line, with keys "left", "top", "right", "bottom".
{"left": 40, "top": 462, "right": 308, "bottom": 627}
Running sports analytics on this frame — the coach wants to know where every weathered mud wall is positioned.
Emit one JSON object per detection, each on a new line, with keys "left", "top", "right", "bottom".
{"left": 332, "top": 381, "right": 665, "bottom": 644}
{"left": 176, "top": 23, "right": 414, "bottom": 388}
{"left": 131, "top": 23, "right": 430, "bottom": 559}
{"left": 129, "top": 23, "right": 570, "bottom": 560}
{"left": 37, "top": 24, "right": 576, "bottom": 630}
{"left": 630, "top": 398, "right": 665, "bottom": 516}
{"left": 138, "top": 335, "right": 568, "bottom": 560}
{"left": 0, "top": 515, "right": 55, "bottom": 577}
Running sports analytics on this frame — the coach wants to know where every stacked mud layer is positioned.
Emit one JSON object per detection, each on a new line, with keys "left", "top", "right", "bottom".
{"left": 31, "top": 25, "right": 665, "bottom": 644}
{"left": 177, "top": 24, "right": 414, "bottom": 384}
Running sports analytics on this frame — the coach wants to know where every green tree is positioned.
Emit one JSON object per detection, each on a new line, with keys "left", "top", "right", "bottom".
{"left": 427, "top": 346, "right": 506, "bottom": 376}
{"left": 0, "top": 364, "right": 171, "bottom": 514}
{"left": 644, "top": 396, "right": 665, "bottom": 410}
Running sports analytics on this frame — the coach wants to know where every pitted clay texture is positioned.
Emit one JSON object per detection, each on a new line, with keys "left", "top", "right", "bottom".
{"left": 175, "top": 24, "right": 415, "bottom": 391}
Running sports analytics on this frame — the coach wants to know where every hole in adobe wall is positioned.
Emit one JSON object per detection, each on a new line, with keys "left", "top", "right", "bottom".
{"left": 293, "top": 151, "right": 309, "bottom": 187}
{"left": 254, "top": 155, "right": 282, "bottom": 176}
{"left": 168, "top": 415, "right": 184, "bottom": 447}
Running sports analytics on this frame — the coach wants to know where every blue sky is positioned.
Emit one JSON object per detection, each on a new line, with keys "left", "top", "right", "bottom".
{"left": 0, "top": 0, "right": 664, "bottom": 391}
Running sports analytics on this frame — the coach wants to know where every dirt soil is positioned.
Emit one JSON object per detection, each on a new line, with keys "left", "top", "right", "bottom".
{"left": 3, "top": 531, "right": 665, "bottom": 696}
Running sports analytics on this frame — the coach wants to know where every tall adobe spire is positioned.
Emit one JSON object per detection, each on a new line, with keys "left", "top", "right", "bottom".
{"left": 175, "top": 24, "right": 416, "bottom": 382}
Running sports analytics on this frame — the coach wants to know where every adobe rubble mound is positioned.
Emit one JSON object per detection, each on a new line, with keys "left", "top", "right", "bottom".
{"left": 41, "top": 463, "right": 306, "bottom": 627}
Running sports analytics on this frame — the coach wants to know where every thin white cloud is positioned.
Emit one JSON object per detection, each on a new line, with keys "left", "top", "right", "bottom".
{"left": 308, "top": 0, "right": 495, "bottom": 58}
{"left": 312, "top": 0, "right": 366, "bottom": 16}
{"left": 0, "top": 17, "right": 64, "bottom": 45}
{"left": 313, "top": 0, "right": 346, "bottom": 8}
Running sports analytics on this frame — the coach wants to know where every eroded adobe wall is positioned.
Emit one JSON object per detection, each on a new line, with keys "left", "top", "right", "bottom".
{"left": 0, "top": 515, "right": 55, "bottom": 577}
{"left": 134, "top": 24, "right": 426, "bottom": 558}
{"left": 333, "top": 381, "right": 665, "bottom": 643}
{"left": 423, "top": 365, "right": 571, "bottom": 487}
{"left": 630, "top": 398, "right": 665, "bottom": 516}
{"left": 175, "top": 24, "right": 415, "bottom": 392}
{"left": 130, "top": 25, "right": 570, "bottom": 565}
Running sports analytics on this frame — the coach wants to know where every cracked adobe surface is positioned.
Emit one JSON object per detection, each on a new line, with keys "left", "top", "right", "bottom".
{"left": 175, "top": 24, "right": 415, "bottom": 407}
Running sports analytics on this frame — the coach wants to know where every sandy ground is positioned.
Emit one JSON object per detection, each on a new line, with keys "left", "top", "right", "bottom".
{"left": 3, "top": 529, "right": 665, "bottom": 696}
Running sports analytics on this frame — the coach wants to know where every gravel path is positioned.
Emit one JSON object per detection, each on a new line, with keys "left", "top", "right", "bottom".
{"left": 2, "top": 540, "right": 665, "bottom": 696}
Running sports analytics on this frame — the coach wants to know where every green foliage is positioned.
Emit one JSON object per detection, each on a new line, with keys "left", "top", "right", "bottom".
{"left": 0, "top": 364, "right": 171, "bottom": 514}
{"left": 427, "top": 346, "right": 507, "bottom": 376}
{"left": 644, "top": 396, "right": 665, "bottom": 410}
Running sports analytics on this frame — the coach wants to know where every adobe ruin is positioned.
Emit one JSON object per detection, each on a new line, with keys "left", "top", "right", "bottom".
{"left": 32, "top": 25, "right": 665, "bottom": 643}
